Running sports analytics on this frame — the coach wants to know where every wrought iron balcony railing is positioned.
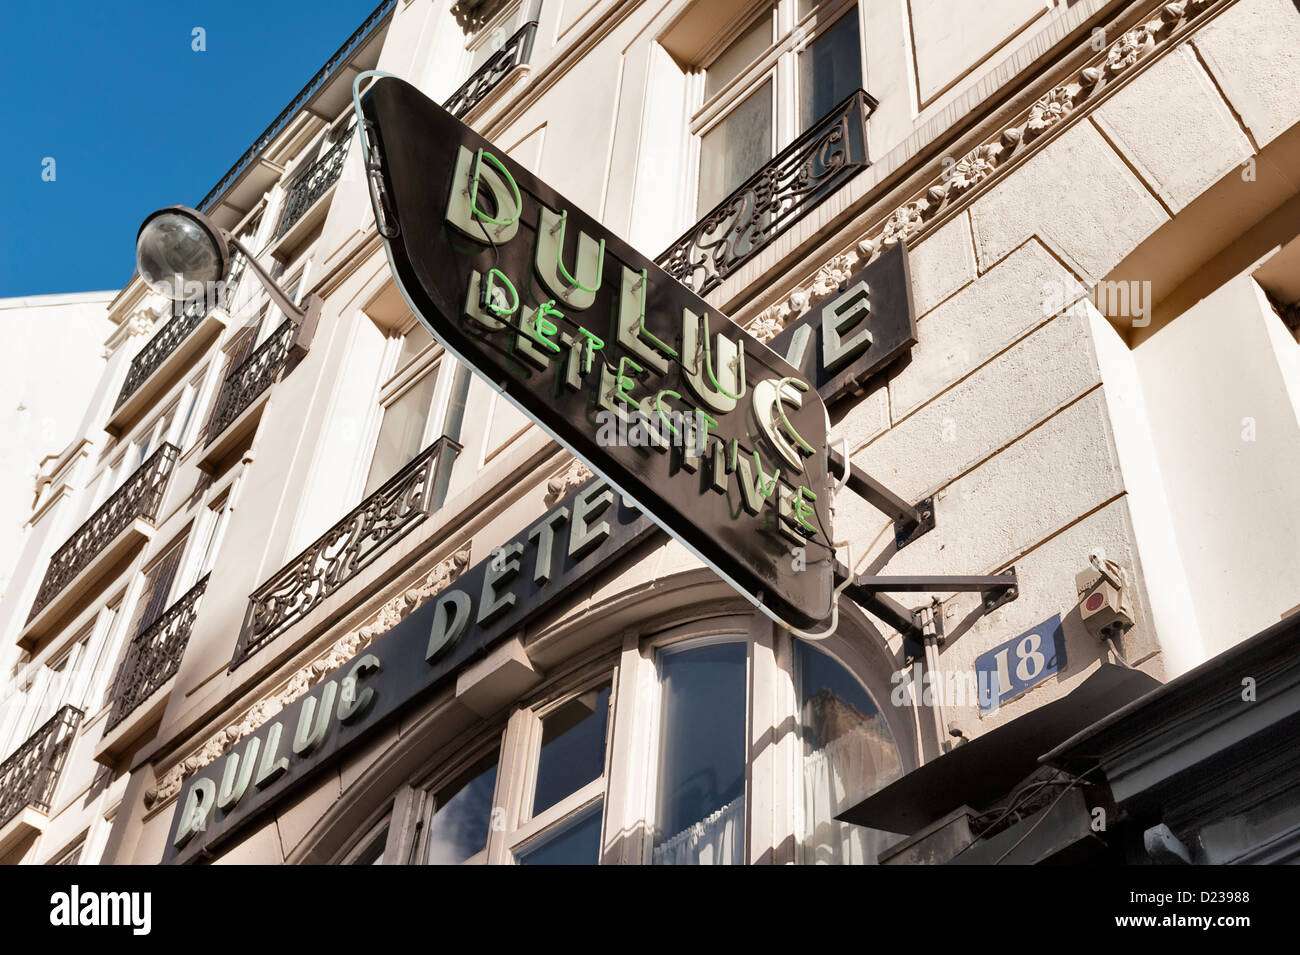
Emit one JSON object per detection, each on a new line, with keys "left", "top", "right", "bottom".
{"left": 115, "top": 301, "right": 208, "bottom": 411}
{"left": 197, "top": 0, "right": 396, "bottom": 214}
{"left": 0, "top": 705, "right": 83, "bottom": 831}
{"left": 276, "top": 135, "right": 352, "bottom": 238}
{"left": 114, "top": 253, "right": 248, "bottom": 411}
{"left": 656, "top": 89, "right": 878, "bottom": 298}
{"left": 204, "top": 318, "right": 297, "bottom": 445}
{"left": 230, "top": 436, "right": 463, "bottom": 669}
{"left": 444, "top": 20, "right": 539, "bottom": 119}
{"left": 26, "top": 444, "right": 180, "bottom": 626}
{"left": 104, "top": 575, "right": 209, "bottom": 734}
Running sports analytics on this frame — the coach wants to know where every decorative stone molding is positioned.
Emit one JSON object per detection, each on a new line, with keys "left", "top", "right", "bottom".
{"left": 125, "top": 308, "right": 156, "bottom": 338}
{"left": 145, "top": 546, "right": 471, "bottom": 808}
{"left": 544, "top": 458, "right": 593, "bottom": 505}
{"left": 740, "top": 0, "right": 1220, "bottom": 341}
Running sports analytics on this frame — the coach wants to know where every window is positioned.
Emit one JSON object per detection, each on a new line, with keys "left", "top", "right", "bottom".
{"left": 652, "top": 639, "right": 748, "bottom": 864}
{"left": 794, "top": 641, "right": 902, "bottom": 864}
{"left": 0, "top": 599, "right": 127, "bottom": 759}
{"left": 698, "top": 80, "right": 773, "bottom": 213}
{"left": 123, "top": 535, "right": 188, "bottom": 642}
{"left": 507, "top": 679, "right": 613, "bottom": 865}
{"left": 797, "top": 10, "right": 861, "bottom": 133}
{"left": 191, "top": 492, "right": 232, "bottom": 581}
{"left": 362, "top": 320, "right": 470, "bottom": 497}
{"left": 694, "top": 0, "right": 864, "bottom": 214}
{"left": 463, "top": 0, "right": 538, "bottom": 72}
{"left": 344, "top": 816, "right": 391, "bottom": 865}
{"left": 167, "top": 370, "right": 209, "bottom": 452}
{"left": 516, "top": 803, "right": 603, "bottom": 865}
{"left": 52, "top": 837, "right": 86, "bottom": 865}
{"left": 319, "top": 616, "right": 908, "bottom": 866}
{"left": 423, "top": 749, "right": 500, "bottom": 864}
{"left": 83, "top": 599, "right": 125, "bottom": 714}
{"left": 532, "top": 682, "right": 611, "bottom": 816}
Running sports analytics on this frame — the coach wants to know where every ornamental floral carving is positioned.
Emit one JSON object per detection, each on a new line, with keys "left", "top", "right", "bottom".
{"left": 947, "top": 144, "right": 1000, "bottom": 198}
{"left": 145, "top": 546, "right": 471, "bottom": 808}
{"left": 879, "top": 202, "right": 926, "bottom": 248}
{"left": 736, "top": 0, "right": 1216, "bottom": 343}
{"left": 1025, "top": 87, "right": 1074, "bottom": 140}
{"left": 748, "top": 308, "right": 786, "bottom": 343}
{"left": 1105, "top": 27, "right": 1155, "bottom": 76}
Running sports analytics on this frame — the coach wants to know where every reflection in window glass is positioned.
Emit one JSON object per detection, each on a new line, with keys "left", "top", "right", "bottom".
{"left": 798, "top": 12, "right": 861, "bottom": 133}
{"left": 364, "top": 370, "right": 440, "bottom": 496}
{"left": 653, "top": 641, "right": 747, "bottom": 865}
{"left": 796, "top": 642, "right": 902, "bottom": 864}
{"left": 704, "top": 8, "right": 774, "bottom": 99}
{"left": 697, "top": 80, "right": 773, "bottom": 213}
{"left": 425, "top": 751, "right": 498, "bottom": 864}
{"left": 517, "top": 804, "right": 603, "bottom": 865}
{"left": 533, "top": 683, "right": 611, "bottom": 816}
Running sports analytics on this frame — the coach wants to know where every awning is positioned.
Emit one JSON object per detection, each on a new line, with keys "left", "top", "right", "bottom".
{"left": 836, "top": 664, "right": 1160, "bottom": 835}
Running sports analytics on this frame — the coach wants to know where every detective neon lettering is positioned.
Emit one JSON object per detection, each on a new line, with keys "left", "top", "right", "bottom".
{"left": 448, "top": 145, "right": 822, "bottom": 546}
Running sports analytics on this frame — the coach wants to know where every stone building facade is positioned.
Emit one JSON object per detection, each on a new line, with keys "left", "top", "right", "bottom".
{"left": 1, "top": 0, "right": 1298, "bottom": 865}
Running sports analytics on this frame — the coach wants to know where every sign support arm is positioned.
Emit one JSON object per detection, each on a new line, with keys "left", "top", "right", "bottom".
{"left": 827, "top": 446, "right": 934, "bottom": 547}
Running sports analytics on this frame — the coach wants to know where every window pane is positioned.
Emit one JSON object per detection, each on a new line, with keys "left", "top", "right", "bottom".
{"left": 698, "top": 80, "right": 773, "bottom": 213}
{"left": 517, "top": 804, "right": 603, "bottom": 865}
{"left": 798, "top": 11, "right": 862, "bottom": 133}
{"left": 424, "top": 751, "right": 498, "bottom": 864}
{"left": 396, "top": 322, "right": 434, "bottom": 369}
{"left": 364, "top": 370, "right": 439, "bottom": 496}
{"left": 351, "top": 827, "right": 388, "bottom": 865}
{"left": 652, "top": 641, "right": 746, "bottom": 865}
{"left": 795, "top": 642, "right": 903, "bottom": 864}
{"left": 704, "top": 8, "right": 774, "bottom": 99}
{"left": 533, "top": 683, "right": 610, "bottom": 816}
{"left": 172, "top": 385, "right": 200, "bottom": 449}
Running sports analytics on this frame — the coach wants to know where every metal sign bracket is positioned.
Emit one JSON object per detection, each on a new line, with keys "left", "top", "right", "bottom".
{"left": 834, "top": 564, "right": 1020, "bottom": 664}
{"left": 828, "top": 446, "right": 934, "bottom": 549}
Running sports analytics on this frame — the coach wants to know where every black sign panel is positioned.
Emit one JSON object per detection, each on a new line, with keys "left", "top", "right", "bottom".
{"left": 360, "top": 77, "right": 834, "bottom": 630}
{"left": 770, "top": 241, "right": 917, "bottom": 404}
{"left": 163, "top": 481, "right": 655, "bottom": 864}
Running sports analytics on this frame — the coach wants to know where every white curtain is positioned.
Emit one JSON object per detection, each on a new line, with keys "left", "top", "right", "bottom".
{"left": 652, "top": 797, "right": 745, "bottom": 865}
{"left": 800, "top": 729, "right": 901, "bottom": 865}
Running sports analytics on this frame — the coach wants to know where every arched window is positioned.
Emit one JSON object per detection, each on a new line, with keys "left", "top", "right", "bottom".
{"left": 651, "top": 637, "right": 748, "bottom": 865}
{"left": 794, "top": 641, "right": 902, "bottom": 864}
{"left": 303, "top": 604, "right": 909, "bottom": 866}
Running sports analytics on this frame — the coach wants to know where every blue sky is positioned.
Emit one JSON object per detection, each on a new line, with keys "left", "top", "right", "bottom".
{"left": 0, "top": 0, "right": 382, "bottom": 298}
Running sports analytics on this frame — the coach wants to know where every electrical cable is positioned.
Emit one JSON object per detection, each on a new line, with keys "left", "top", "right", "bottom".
{"left": 992, "top": 765, "right": 1100, "bottom": 864}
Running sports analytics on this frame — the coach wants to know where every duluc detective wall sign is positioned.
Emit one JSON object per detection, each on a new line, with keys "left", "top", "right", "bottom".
{"left": 163, "top": 480, "right": 654, "bottom": 863}
{"left": 359, "top": 76, "right": 839, "bottom": 631}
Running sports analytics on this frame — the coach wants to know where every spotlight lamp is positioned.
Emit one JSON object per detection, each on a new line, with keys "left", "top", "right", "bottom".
{"left": 135, "top": 205, "right": 320, "bottom": 356}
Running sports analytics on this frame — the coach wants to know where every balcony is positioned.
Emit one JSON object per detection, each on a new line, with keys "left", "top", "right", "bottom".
{"left": 21, "top": 445, "right": 180, "bottom": 650}
{"left": 108, "top": 302, "right": 234, "bottom": 438}
{"left": 199, "top": 318, "right": 297, "bottom": 470}
{"left": 275, "top": 136, "right": 351, "bottom": 240}
{"left": 656, "top": 89, "right": 878, "bottom": 299}
{"left": 0, "top": 706, "right": 83, "bottom": 856}
{"left": 444, "top": 19, "right": 538, "bottom": 119}
{"left": 229, "top": 436, "right": 463, "bottom": 669}
{"left": 97, "top": 576, "right": 208, "bottom": 762}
